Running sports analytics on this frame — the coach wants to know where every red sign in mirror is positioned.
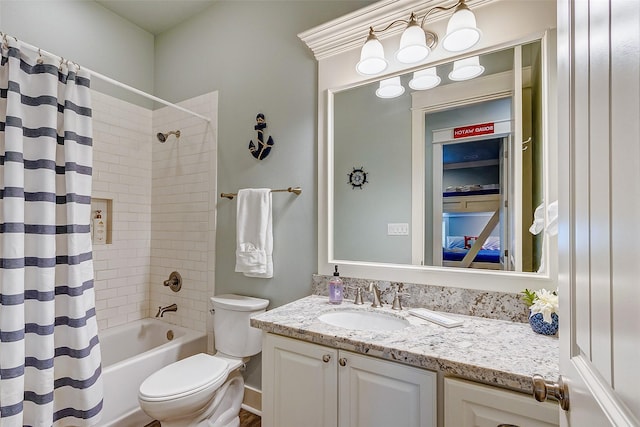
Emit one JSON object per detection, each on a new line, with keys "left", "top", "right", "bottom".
{"left": 453, "top": 122, "right": 495, "bottom": 139}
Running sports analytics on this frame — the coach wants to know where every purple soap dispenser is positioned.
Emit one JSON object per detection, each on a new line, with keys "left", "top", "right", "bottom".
{"left": 328, "top": 265, "right": 343, "bottom": 304}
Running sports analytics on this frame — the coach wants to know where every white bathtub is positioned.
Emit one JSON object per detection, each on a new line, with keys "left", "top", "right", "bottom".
{"left": 99, "top": 318, "right": 207, "bottom": 427}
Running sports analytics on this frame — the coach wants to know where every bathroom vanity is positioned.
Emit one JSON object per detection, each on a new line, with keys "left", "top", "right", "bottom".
{"left": 263, "top": 333, "right": 435, "bottom": 427}
{"left": 252, "top": 295, "right": 559, "bottom": 427}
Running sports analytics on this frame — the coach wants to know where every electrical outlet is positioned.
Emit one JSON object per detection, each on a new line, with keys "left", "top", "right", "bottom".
{"left": 387, "top": 223, "right": 409, "bottom": 236}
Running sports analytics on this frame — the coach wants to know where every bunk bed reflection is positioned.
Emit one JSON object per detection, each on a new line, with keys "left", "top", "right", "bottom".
{"left": 441, "top": 138, "right": 504, "bottom": 270}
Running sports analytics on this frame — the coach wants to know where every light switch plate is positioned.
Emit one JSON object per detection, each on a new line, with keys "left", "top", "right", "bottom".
{"left": 387, "top": 223, "right": 409, "bottom": 236}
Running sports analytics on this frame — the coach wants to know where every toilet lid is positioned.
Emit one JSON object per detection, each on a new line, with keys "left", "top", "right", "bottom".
{"left": 139, "top": 353, "right": 229, "bottom": 401}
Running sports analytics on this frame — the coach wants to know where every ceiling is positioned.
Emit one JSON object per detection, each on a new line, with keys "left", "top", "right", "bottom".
{"left": 95, "top": 0, "right": 217, "bottom": 35}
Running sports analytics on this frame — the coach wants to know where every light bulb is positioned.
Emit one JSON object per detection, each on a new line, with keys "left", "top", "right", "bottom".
{"left": 375, "top": 77, "right": 405, "bottom": 98}
{"left": 356, "top": 31, "right": 388, "bottom": 75}
{"left": 395, "top": 18, "right": 429, "bottom": 64}
{"left": 442, "top": 2, "right": 481, "bottom": 52}
{"left": 409, "top": 68, "right": 441, "bottom": 90}
{"left": 448, "top": 56, "right": 484, "bottom": 81}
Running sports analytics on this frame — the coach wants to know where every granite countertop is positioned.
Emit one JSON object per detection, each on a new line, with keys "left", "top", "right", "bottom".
{"left": 251, "top": 295, "right": 559, "bottom": 394}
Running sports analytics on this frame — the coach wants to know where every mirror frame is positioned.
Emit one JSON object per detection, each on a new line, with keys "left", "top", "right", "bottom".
{"left": 301, "top": 0, "right": 557, "bottom": 293}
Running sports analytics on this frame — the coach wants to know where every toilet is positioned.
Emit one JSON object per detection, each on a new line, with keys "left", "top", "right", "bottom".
{"left": 138, "top": 294, "right": 269, "bottom": 427}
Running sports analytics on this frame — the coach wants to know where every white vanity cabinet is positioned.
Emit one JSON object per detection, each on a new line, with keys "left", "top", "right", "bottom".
{"left": 262, "top": 333, "right": 338, "bottom": 427}
{"left": 262, "top": 333, "right": 437, "bottom": 427}
{"left": 444, "top": 377, "right": 559, "bottom": 427}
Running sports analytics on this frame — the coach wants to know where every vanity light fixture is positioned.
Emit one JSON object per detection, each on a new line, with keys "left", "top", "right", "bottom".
{"left": 409, "top": 67, "right": 441, "bottom": 90}
{"left": 448, "top": 55, "right": 485, "bottom": 81}
{"left": 356, "top": 0, "right": 481, "bottom": 76}
{"left": 375, "top": 76, "right": 405, "bottom": 98}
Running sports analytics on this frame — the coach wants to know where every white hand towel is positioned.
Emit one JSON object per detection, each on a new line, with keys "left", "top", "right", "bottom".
{"left": 529, "top": 200, "right": 558, "bottom": 273}
{"left": 235, "top": 188, "right": 273, "bottom": 278}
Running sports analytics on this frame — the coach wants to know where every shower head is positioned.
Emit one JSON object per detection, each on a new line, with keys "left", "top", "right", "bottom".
{"left": 157, "top": 130, "right": 181, "bottom": 143}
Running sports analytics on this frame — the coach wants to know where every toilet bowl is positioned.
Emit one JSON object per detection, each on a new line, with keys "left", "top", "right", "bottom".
{"left": 138, "top": 353, "right": 243, "bottom": 427}
{"left": 138, "top": 294, "right": 268, "bottom": 427}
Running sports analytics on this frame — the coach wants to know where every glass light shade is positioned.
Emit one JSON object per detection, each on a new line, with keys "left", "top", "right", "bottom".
{"left": 375, "top": 77, "right": 405, "bottom": 98}
{"left": 395, "top": 21, "right": 430, "bottom": 64}
{"left": 409, "top": 68, "right": 441, "bottom": 90}
{"left": 448, "top": 56, "right": 485, "bottom": 81}
{"left": 441, "top": 6, "right": 481, "bottom": 52}
{"left": 356, "top": 35, "right": 388, "bottom": 75}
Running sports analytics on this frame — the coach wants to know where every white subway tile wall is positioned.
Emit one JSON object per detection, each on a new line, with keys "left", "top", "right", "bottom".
{"left": 151, "top": 92, "right": 218, "bottom": 354}
{"left": 91, "top": 91, "right": 218, "bottom": 354}
{"left": 91, "top": 91, "right": 153, "bottom": 330}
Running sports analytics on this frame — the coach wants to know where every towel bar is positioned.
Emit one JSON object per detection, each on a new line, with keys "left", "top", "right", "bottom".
{"left": 220, "top": 187, "right": 302, "bottom": 200}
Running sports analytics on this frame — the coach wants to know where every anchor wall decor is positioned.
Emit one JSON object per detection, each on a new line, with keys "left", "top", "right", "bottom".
{"left": 249, "top": 113, "right": 274, "bottom": 160}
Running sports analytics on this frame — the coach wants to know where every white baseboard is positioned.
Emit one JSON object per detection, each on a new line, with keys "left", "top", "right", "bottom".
{"left": 242, "top": 385, "right": 262, "bottom": 416}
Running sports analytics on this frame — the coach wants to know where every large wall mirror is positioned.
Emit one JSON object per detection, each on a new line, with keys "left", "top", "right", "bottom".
{"left": 333, "top": 40, "right": 547, "bottom": 273}
{"left": 304, "top": 0, "right": 557, "bottom": 292}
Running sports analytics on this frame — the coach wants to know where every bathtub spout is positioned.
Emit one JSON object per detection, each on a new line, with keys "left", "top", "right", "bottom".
{"left": 156, "top": 303, "right": 178, "bottom": 317}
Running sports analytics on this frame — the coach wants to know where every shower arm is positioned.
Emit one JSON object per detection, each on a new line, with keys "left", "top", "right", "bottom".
{"left": 157, "top": 130, "right": 181, "bottom": 142}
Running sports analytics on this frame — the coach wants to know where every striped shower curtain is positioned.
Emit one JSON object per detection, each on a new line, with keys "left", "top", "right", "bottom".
{"left": 0, "top": 39, "right": 103, "bottom": 426}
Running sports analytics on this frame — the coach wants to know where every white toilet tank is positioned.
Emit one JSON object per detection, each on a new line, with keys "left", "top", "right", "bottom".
{"left": 211, "top": 294, "right": 269, "bottom": 358}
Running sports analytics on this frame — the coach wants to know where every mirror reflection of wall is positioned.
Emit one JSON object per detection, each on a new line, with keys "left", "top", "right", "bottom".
{"left": 333, "top": 79, "right": 412, "bottom": 264}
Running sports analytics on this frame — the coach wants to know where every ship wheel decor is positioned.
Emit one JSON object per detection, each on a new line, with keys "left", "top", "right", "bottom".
{"left": 248, "top": 113, "right": 274, "bottom": 160}
{"left": 348, "top": 166, "right": 368, "bottom": 189}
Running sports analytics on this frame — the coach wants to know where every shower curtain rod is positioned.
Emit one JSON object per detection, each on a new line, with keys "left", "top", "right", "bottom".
{"left": 1, "top": 32, "right": 211, "bottom": 122}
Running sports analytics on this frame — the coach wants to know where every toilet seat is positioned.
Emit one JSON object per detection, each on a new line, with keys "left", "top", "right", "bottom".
{"left": 139, "top": 353, "right": 229, "bottom": 402}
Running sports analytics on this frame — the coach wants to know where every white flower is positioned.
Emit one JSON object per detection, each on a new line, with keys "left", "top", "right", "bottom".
{"left": 529, "top": 289, "right": 558, "bottom": 323}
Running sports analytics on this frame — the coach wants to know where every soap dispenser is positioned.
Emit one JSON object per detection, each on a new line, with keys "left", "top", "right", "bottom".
{"left": 92, "top": 210, "right": 106, "bottom": 245}
{"left": 328, "top": 265, "right": 343, "bottom": 305}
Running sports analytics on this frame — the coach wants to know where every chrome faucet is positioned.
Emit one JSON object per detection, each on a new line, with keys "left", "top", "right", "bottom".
{"left": 368, "top": 282, "right": 382, "bottom": 308}
{"left": 156, "top": 303, "right": 177, "bottom": 317}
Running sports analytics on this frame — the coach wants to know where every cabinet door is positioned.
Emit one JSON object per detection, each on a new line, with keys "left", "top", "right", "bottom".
{"left": 444, "top": 377, "right": 559, "bottom": 427}
{"left": 338, "top": 350, "right": 436, "bottom": 427}
{"left": 262, "top": 333, "right": 338, "bottom": 427}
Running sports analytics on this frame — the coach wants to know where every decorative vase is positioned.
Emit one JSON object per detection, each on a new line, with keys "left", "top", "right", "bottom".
{"left": 529, "top": 312, "right": 559, "bottom": 335}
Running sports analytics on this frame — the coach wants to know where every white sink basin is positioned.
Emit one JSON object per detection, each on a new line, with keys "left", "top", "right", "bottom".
{"left": 317, "top": 310, "right": 409, "bottom": 331}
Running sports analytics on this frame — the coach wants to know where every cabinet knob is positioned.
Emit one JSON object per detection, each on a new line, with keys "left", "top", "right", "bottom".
{"left": 497, "top": 424, "right": 520, "bottom": 427}
{"left": 322, "top": 354, "right": 331, "bottom": 363}
{"left": 532, "top": 374, "right": 570, "bottom": 411}
{"left": 338, "top": 357, "right": 347, "bottom": 367}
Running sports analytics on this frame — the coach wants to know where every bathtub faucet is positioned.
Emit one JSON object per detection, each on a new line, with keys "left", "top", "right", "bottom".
{"left": 156, "top": 303, "right": 177, "bottom": 317}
